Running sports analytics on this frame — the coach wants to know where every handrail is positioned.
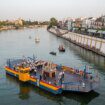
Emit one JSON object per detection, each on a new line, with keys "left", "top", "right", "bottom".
{"left": 62, "top": 82, "right": 81, "bottom": 85}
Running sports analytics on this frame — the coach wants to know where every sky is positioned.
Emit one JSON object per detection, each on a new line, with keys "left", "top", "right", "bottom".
{"left": 0, "top": 0, "right": 105, "bottom": 21}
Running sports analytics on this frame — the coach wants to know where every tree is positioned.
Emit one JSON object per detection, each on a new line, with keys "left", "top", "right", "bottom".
{"left": 49, "top": 17, "right": 58, "bottom": 27}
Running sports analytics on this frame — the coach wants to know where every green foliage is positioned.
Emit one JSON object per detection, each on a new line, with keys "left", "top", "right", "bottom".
{"left": 0, "top": 21, "right": 15, "bottom": 27}
{"left": 39, "top": 21, "right": 49, "bottom": 25}
{"left": 22, "top": 20, "right": 38, "bottom": 26}
{"left": 49, "top": 17, "right": 58, "bottom": 27}
{"left": 22, "top": 20, "right": 48, "bottom": 26}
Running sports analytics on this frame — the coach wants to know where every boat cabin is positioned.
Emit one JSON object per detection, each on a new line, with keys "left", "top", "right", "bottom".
{"left": 19, "top": 67, "right": 30, "bottom": 82}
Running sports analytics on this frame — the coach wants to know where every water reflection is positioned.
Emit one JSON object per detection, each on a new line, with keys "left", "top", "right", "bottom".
{"left": 62, "top": 91, "right": 99, "bottom": 105}
{"left": 6, "top": 74, "right": 99, "bottom": 105}
{"left": 19, "top": 83, "right": 30, "bottom": 100}
{"left": 6, "top": 74, "right": 30, "bottom": 100}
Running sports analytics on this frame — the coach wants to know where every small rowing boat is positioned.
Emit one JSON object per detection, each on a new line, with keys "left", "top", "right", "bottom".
{"left": 49, "top": 51, "right": 56, "bottom": 55}
{"left": 59, "top": 45, "right": 65, "bottom": 52}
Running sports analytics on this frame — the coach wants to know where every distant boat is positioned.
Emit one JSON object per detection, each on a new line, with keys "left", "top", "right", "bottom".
{"left": 49, "top": 51, "right": 56, "bottom": 55}
{"left": 35, "top": 36, "right": 40, "bottom": 43}
{"left": 29, "top": 36, "right": 32, "bottom": 39}
{"left": 58, "top": 45, "right": 65, "bottom": 52}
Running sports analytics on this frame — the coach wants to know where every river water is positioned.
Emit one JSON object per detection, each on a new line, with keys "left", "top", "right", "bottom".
{"left": 0, "top": 28, "right": 105, "bottom": 105}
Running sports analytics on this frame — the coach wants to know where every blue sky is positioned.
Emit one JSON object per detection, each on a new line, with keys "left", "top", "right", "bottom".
{"left": 0, "top": 0, "right": 105, "bottom": 20}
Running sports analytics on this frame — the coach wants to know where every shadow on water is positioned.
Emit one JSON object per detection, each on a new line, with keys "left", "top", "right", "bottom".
{"left": 6, "top": 74, "right": 99, "bottom": 105}
{"left": 62, "top": 91, "right": 99, "bottom": 105}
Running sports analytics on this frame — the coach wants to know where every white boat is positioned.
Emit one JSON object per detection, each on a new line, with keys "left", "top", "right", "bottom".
{"left": 35, "top": 36, "right": 40, "bottom": 42}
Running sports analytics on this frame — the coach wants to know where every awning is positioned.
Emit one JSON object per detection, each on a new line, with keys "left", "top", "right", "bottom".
{"left": 88, "top": 29, "right": 97, "bottom": 33}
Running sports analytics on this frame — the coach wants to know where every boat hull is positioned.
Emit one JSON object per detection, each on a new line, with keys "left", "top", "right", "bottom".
{"left": 5, "top": 66, "right": 62, "bottom": 95}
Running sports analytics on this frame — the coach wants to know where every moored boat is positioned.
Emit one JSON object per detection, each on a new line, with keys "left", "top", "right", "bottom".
{"left": 5, "top": 56, "right": 100, "bottom": 94}
{"left": 29, "top": 36, "right": 32, "bottom": 39}
{"left": 58, "top": 45, "right": 65, "bottom": 52}
{"left": 35, "top": 36, "right": 40, "bottom": 43}
{"left": 49, "top": 51, "right": 56, "bottom": 55}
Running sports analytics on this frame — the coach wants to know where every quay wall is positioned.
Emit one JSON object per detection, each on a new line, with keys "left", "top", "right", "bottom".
{"left": 48, "top": 28, "right": 105, "bottom": 57}
{"left": 63, "top": 32, "right": 105, "bottom": 54}
{"left": 48, "top": 28, "right": 68, "bottom": 36}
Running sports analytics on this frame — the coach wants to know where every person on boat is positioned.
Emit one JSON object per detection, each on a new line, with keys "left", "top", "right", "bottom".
{"left": 58, "top": 73, "right": 61, "bottom": 85}
{"left": 59, "top": 45, "right": 65, "bottom": 51}
{"left": 54, "top": 79, "right": 57, "bottom": 86}
{"left": 43, "top": 73, "right": 47, "bottom": 80}
{"left": 82, "top": 82, "right": 85, "bottom": 88}
{"left": 90, "top": 74, "right": 93, "bottom": 80}
{"left": 62, "top": 72, "right": 65, "bottom": 81}
{"left": 13, "top": 65, "right": 16, "bottom": 70}
{"left": 21, "top": 62, "right": 25, "bottom": 68}
{"left": 34, "top": 69, "right": 37, "bottom": 76}
{"left": 58, "top": 72, "right": 64, "bottom": 85}
{"left": 61, "top": 72, "right": 65, "bottom": 84}
{"left": 39, "top": 74, "right": 42, "bottom": 80}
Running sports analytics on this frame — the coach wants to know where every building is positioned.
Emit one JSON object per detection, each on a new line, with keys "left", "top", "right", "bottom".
{"left": 67, "top": 18, "right": 74, "bottom": 31}
{"left": 74, "top": 18, "right": 83, "bottom": 28}
{"left": 82, "top": 17, "right": 95, "bottom": 29}
{"left": 15, "top": 18, "right": 23, "bottom": 26}
{"left": 90, "top": 16, "right": 105, "bottom": 30}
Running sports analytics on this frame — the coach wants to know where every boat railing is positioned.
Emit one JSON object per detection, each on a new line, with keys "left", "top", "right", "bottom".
{"left": 62, "top": 82, "right": 84, "bottom": 92}
{"left": 62, "top": 75, "right": 100, "bottom": 92}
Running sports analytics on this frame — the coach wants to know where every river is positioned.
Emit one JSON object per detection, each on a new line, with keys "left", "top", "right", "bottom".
{"left": 0, "top": 28, "right": 105, "bottom": 105}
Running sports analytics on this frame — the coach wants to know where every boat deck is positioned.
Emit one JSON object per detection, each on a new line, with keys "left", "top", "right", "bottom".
{"left": 30, "top": 67, "right": 99, "bottom": 92}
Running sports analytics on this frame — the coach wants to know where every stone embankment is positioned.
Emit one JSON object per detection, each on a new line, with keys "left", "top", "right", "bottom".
{"left": 48, "top": 27, "right": 68, "bottom": 36}
{"left": 48, "top": 28, "right": 105, "bottom": 57}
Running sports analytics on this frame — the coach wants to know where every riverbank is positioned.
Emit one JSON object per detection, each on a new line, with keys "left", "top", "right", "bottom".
{"left": 0, "top": 26, "right": 16, "bottom": 31}
{"left": 48, "top": 28, "right": 105, "bottom": 57}
{"left": 0, "top": 25, "right": 47, "bottom": 31}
